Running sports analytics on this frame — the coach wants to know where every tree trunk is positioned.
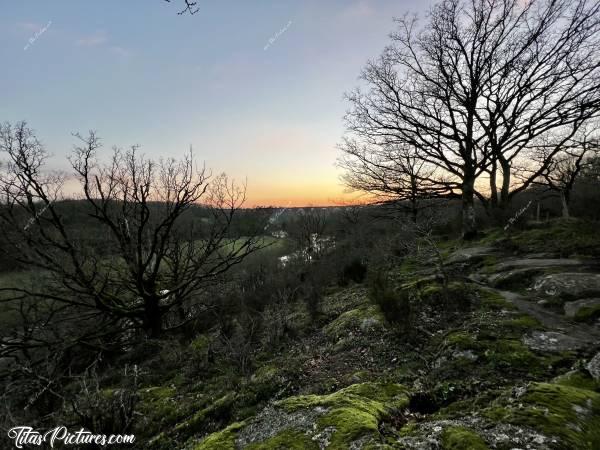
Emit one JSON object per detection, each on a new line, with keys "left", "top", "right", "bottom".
{"left": 144, "top": 297, "right": 163, "bottom": 338}
{"left": 462, "top": 177, "right": 478, "bottom": 240}
{"left": 560, "top": 191, "right": 570, "bottom": 218}
{"left": 498, "top": 156, "right": 511, "bottom": 209}
{"left": 411, "top": 200, "right": 418, "bottom": 223}
{"left": 410, "top": 176, "right": 418, "bottom": 223}
{"left": 489, "top": 159, "right": 498, "bottom": 208}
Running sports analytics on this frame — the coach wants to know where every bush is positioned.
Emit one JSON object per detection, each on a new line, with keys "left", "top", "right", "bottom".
{"left": 368, "top": 271, "right": 411, "bottom": 334}
{"left": 339, "top": 258, "right": 367, "bottom": 286}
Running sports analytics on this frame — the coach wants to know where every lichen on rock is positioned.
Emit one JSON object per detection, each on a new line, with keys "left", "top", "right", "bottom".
{"left": 484, "top": 382, "right": 600, "bottom": 449}
{"left": 193, "top": 382, "right": 408, "bottom": 449}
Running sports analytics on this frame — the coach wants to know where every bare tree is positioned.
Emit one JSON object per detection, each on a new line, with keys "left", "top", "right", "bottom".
{"left": 164, "top": 0, "right": 199, "bottom": 15}
{"left": 289, "top": 208, "right": 328, "bottom": 261}
{"left": 0, "top": 122, "right": 263, "bottom": 361}
{"left": 300, "top": 208, "right": 328, "bottom": 260}
{"left": 473, "top": 0, "right": 600, "bottom": 210}
{"left": 530, "top": 130, "right": 600, "bottom": 218}
{"left": 338, "top": 139, "right": 456, "bottom": 223}
{"left": 343, "top": 0, "right": 600, "bottom": 237}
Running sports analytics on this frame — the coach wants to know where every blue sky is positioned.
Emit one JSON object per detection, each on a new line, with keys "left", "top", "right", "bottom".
{"left": 1, "top": 0, "right": 432, "bottom": 206}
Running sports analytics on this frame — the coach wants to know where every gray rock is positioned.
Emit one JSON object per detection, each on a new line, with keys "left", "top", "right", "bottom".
{"left": 452, "top": 350, "right": 478, "bottom": 361}
{"left": 235, "top": 405, "right": 327, "bottom": 448}
{"left": 532, "top": 273, "right": 600, "bottom": 298}
{"left": 585, "top": 352, "right": 600, "bottom": 381}
{"left": 496, "top": 258, "right": 584, "bottom": 271}
{"left": 447, "top": 246, "right": 495, "bottom": 264}
{"left": 395, "top": 417, "right": 554, "bottom": 450}
{"left": 564, "top": 298, "right": 600, "bottom": 318}
{"left": 522, "top": 331, "right": 585, "bottom": 352}
{"left": 487, "top": 267, "right": 542, "bottom": 288}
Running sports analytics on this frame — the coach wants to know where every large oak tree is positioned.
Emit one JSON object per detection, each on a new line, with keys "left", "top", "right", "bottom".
{"left": 343, "top": 0, "right": 600, "bottom": 237}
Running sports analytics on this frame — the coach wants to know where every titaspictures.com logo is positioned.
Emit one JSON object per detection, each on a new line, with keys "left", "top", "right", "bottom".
{"left": 7, "top": 426, "right": 135, "bottom": 448}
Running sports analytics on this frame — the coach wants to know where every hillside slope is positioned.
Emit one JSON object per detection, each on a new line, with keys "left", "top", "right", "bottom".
{"left": 134, "top": 220, "right": 600, "bottom": 449}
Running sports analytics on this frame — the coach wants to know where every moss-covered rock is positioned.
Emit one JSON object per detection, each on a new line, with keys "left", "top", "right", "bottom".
{"left": 250, "top": 365, "right": 279, "bottom": 384}
{"left": 476, "top": 288, "right": 515, "bottom": 311}
{"left": 193, "top": 422, "right": 245, "bottom": 450}
{"left": 484, "top": 382, "right": 600, "bottom": 449}
{"left": 504, "top": 314, "right": 542, "bottom": 331}
{"left": 279, "top": 382, "right": 408, "bottom": 448}
{"left": 441, "top": 426, "right": 488, "bottom": 450}
{"left": 192, "top": 383, "right": 408, "bottom": 449}
{"left": 323, "top": 305, "right": 386, "bottom": 340}
{"left": 446, "top": 330, "right": 542, "bottom": 374}
{"left": 175, "top": 392, "right": 237, "bottom": 435}
{"left": 573, "top": 302, "right": 600, "bottom": 323}
{"left": 507, "top": 219, "right": 600, "bottom": 257}
{"left": 554, "top": 369, "right": 600, "bottom": 392}
{"left": 137, "top": 386, "right": 183, "bottom": 437}
{"left": 446, "top": 331, "right": 477, "bottom": 349}
{"left": 245, "top": 429, "right": 318, "bottom": 449}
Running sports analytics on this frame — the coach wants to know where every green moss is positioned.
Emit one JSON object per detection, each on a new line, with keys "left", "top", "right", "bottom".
{"left": 398, "top": 422, "right": 418, "bottom": 437}
{"left": 399, "top": 258, "right": 417, "bottom": 275}
{"left": 477, "top": 229, "right": 504, "bottom": 245}
{"left": 99, "top": 387, "right": 117, "bottom": 400}
{"left": 446, "top": 331, "right": 477, "bottom": 349}
{"left": 141, "top": 386, "right": 176, "bottom": 400}
{"left": 416, "top": 282, "right": 472, "bottom": 311}
{"left": 251, "top": 365, "right": 279, "bottom": 384}
{"left": 421, "top": 281, "right": 452, "bottom": 296}
{"left": 190, "top": 334, "right": 211, "bottom": 353}
{"left": 193, "top": 421, "right": 245, "bottom": 450}
{"left": 138, "top": 386, "right": 182, "bottom": 431}
{"left": 138, "top": 385, "right": 213, "bottom": 445}
{"left": 441, "top": 426, "right": 488, "bottom": 450}
{"left": 176, "top": 393, "right": 236, "bottom": 434}
{"left": 323, "top": 305, "right": 385, "bottom": 339}
{"left": 420, "top": 284, "right": 443, "bottom": 298}
{"left": 246, "top": 365, "right": 286, "bottom": 407}
{"left": 555, "top": 370, "right": 600, "bottom": 392}
{"left": 484, "top": 339, "right": 539, "bottom": 370}
{"left": 246, "top": 429, "right": 318, "bottom": 449}
{"left": 481, "top": 255, "right": 498, "bottom": 273}
{"left": 446, "top": 329, "right": 543, "bottom": 374}
{"left": 435, "top": 390, "right": 502, "bottom": 420}
{"left": 574, "top": 304, "right": 600, "bottom": 322}
{"left": 278, "top": 382, "right": 409, "bottom": 448}
{"left": 345, "top": 370, "right": 370, "bottom": 384}
{"left": 280, "top": 383, "right": 407, "bottom": 411}
{"left": 318, "top": 407, "right": 380, "bottom": 446}
{"left": 509, "top": 219, "right": 600, "bottom": 257}
{"left": 504, "top": 315, "right": 542, "bottom": 331}
{"left": 477, "top": 289, "right": 515, "bottom": 311}
{"left": 485, "top": 382, "right": 600, "bottom": 449}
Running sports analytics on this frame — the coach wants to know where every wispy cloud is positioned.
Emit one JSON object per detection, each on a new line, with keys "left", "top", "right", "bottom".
{"left": 110, "top": 46, "right": 130, "bottom": 58}
{"left": 18, "top": 22, "right": 43, "bottom": 32}
{"left": 76, "top": 31, "right": 108, "bottom": 47}
{"left": 74, "top": 31, "right": 131, "bottom": 59}
{"left": 337, "top": 1, "right": 375, "bottom": 22}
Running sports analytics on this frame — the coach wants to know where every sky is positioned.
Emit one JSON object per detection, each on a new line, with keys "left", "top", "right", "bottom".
{"left": 0, "top": 0, "right": 433, "bottom": 207}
